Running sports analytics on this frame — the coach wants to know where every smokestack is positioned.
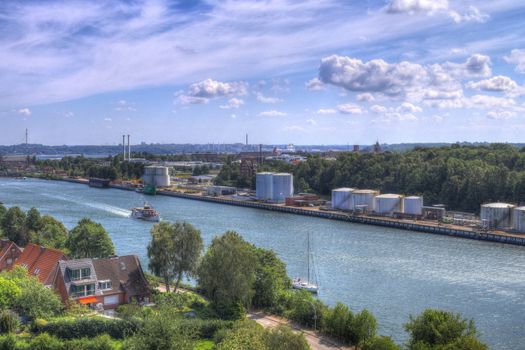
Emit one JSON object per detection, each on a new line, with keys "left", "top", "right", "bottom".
{"left": 127, "top": 135, "right": 131, "bottom": 161}
{"left": 122, "top": 135, "right": 126, "bottom": 161}
{"left": 246, "top": 133, "right": 248, "bottom": 146}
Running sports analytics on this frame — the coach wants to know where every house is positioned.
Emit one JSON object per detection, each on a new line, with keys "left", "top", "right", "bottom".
{"left": 0, "top": 239, "right": 21, "bottom": 271}
{"left": 15, "top": 243, "right": 68, "bottom": 286}
{"left": 52, "top": 255, "right": 150, "bottom": 310}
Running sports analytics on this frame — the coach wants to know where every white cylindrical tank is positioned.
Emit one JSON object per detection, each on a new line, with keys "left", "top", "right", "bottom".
{"left": 155, "top": 166, "right": 169, "bottom": 176}
{"left": 480, "top": 203, "right": 515, "bottom": 229}
{"left": 256, "top": 172, "right": 273, "bottom": 200}
{"left": 154, "top": 175, "right": 170, "bottom": 187}
{"left": 331, "top": 188, "right": 354, "bottom": 210}
{"left": 272, "top": 173, "right": 293, "bottom": 203}
{"left": 513, "top": 207, "right": 525, "bottom": 233}
{"left": 144, "top": 166, "right": 156, "bottom": 176}
{"left": 404, "top": 196, "right": 423, "bottom": 215}
{"left": 351, "top": 190, "right": 379, "bottom": 211}
{"left": 374, "top": 194, "right": 403, "bottom": 215}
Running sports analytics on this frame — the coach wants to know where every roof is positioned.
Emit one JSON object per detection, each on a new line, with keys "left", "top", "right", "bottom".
{"left": 405, "top": 196, "right": 423, "bottom": 200}
{"left": 56, "top": 255, "right": 149, "bottom": 298}
{"left": 0, "top": 240, "right": 20, "bottom": 263}
{"left": 352, "top": 189, "right": 379, "bottom": 194}
{"left": 375, "top": 194, "right": 403, "bottom": 199}
{"left": 482, "top": 202, "right": 515, "bottom": 209}
{"left": 16, "top": 244, "right": 67, "bottom": 285}
{"left": 333, "top": 188, "right": 354, "bottom": 192}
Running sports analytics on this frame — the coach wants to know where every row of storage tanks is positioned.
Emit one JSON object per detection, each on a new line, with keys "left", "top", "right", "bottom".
{"left": 480, "top": 203, "right": 525, "bottom": 232}
{"left": 256, "top": 172, "right": 294, "bottom": 203}
{"left": 331, "top": 188, "right": 423, "bottom": 215}
{"left": 143, "top": 166, "right": 171, "bottom": 187}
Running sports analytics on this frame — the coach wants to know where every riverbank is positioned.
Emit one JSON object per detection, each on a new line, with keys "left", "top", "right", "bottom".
{"left": 46, "top": 176, "right": 525, "bottom": 247}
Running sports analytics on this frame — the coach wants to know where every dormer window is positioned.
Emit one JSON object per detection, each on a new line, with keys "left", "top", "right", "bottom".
{"left": 69, "top": 267, "right": 91, "bottom": 281}
{"left": 98, "top": 281, "right": 112, "bottom": 290}
{"left": 34, "top": 268, "right": 41, "bottom": 275}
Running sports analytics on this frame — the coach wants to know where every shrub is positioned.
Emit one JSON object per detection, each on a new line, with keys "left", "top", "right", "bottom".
{"left": 362, "top": 336, "right": 402, "bottom": 350}
{"left": 0, "top": 334, "right": 18, "bottom": 350}
{"left": 0, "top": 311, "right": 19, "bottom": 334}
{"left": 35, "top": 317, "right": 142, "bottom": 339}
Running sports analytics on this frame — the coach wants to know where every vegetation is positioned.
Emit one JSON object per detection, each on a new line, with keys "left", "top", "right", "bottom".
{"left": 34, "top": 215, "right": 69, "bottom": 250}
{"left": 147, "top": 221, "right": 203, "bottom": 292}
{"left": 66, "top": 218, "right": 115, "bottom": 258}
{"left": 1, "top": 206, "right": 28, "bottom": 246}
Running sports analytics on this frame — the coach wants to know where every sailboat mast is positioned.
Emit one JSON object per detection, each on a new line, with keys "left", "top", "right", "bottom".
{"left": 307, "top": 232, "right": 310, "bottom": 282}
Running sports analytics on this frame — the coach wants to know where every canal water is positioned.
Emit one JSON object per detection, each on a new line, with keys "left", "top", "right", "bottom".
{"left": 1, "top": 178, "right": 524, "bottom": 349}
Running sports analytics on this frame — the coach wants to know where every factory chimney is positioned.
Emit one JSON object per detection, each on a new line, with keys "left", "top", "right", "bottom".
{"left": 127, "top": 135, "right": 131, "bottom": 161}
{"left": 246, "top": 133, "right": 248, "bottom": 146}
{"left": 122, "top": 135, "right": 126, "bottom": 161}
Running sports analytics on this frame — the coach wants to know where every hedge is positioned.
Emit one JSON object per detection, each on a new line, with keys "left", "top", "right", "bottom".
{"left": 34, "top": 317, "right": 142, "bottom": 339}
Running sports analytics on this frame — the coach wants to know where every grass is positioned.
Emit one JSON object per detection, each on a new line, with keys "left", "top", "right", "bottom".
{"left": 193, "top": 339, "right": 214, "bottom": 350}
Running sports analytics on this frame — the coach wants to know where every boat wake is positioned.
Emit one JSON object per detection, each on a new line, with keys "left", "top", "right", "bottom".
{"left": 41, "top": 193, "right": 131, "bottom": 217}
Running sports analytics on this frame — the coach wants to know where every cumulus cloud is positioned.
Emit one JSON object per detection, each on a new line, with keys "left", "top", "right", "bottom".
{"left": 306, "top": 78, "right": 325, "bottom": 91}
{"left": 397, "top": 102, "right": 422, "bottom": 113}
{"left": 466, "top": 76, "right": 518, "bottom": 93}
{"left": 387, "top": 0, "right": 448, "bottom": 14}
{"left": 449, "top": 6, "right": 489, "bottom": 24}
{"left": 317, "top": 108, "right": 337, "bottom": 114}
{"left": 306, "top": 118, "right": 317, "bottom": 126}
{"left": 220, "top": 98, "right": 244, "bottom": 109}
{"left": 319, "top": 55, "right": 426, "bottom": 97}
{"left": 504, "top": 49, "right": 525, "bottom": 73}
{"left": 337, "top": 103, "right": 363, "bottom": 114}
{"left": 486, "top": 110, "right": 516, "bottom": 120}
{"left": 371, "top": 103, "right": 422, "bottom": 114}
{"left": 17, "top": 108, "right": 31, "bottom": 116}
{"left": 259, "top": 110, "right": 287, "bottom": 117}
{"left": 178, "top": 79, "right": 247, "bottom": 105}
{"left": 356, "top": 93, "right": 375, "bottom": 102}
{"left": 255, "top": 92, "right": 283, "bottom": 104}
{"left": 370, "top": 105, "right": 388, "bottom": 114}
{"left": 114, "top": 99, "right": 136, "bottom": 112}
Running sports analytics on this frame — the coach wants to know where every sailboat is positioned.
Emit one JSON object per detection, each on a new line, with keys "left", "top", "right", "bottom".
{"left": 292, "top": 232, "right": 319, "bottom": 294}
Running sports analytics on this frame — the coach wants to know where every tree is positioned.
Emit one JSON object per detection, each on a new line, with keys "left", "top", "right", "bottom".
{"left": 147, "top": 221, "right": 203, "bottom": 292}
{"left": 404, "top": 309, "right": 487, "bottom": 350}
{"left": 350, "top": 309, "right": 377, "bottom": 346}
{"left": 0, "top": 278, "right": 21, "bottom": 310}
{"left": 251, "top": 246, "right": 291, "bottom": 308}
{"left": 67, "top": 218, "right": 115, "bottom": 258}
{"left": 25, "top": 207, "right": 43, "bottom": 233}
{"left": 265, "top": 325, "right": 310, "bottom": 350}
{"left": 0, "top": 206, "right": 28, "bottom": 246}
{"left": 362, "top": 336, "right": 401, "bottom": 350}
{"left": 198, "top": 231, "right": 257, "bottom": 318}
{"left": 34, "top": 215, "right": 68, "bottom": 250}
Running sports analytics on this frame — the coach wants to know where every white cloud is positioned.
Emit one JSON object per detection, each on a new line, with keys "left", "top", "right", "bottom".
{"left": 387, "top": 0, "right": 448, "bottom": 14}
{"left": 63, "top": 111, "right": 74, "bottom": 118}
{"left": 114, "top": 99, "right": 136, "bottom": 112}
{"left": 104, "top": 117, "right": 112, "bottom": 122}
{"left": 504, "top": 49, "right": 525, "bottom": 73}
{"left": 259, "top": 110, "right": 287, "bottom": 117}
{"left": 466, "top": 76, "right": 518, "bottom": 93}
{"left": 256, "top": 92, "right": 283, "bottom": 104}
{"left": 356, "top": 93, "right": 375, "bottom": 102}
{"left": 306, "top": 78, "right": 325, "bottom": 91}
{"left": 371, "top": 102, "right": 422, "bottom": 115}
{"left": 220, "top": 98, "right": 244, "bottom": 109}
{"left": 486, "top": 110, "right": 516, "bottom": 120}
{"left": 178, "top": 79, "right": 247, "bottom": 105}
{"left": 306, "top": 118, "right": 317, "bottom": 126}
{"left": 317, "top": 108, "right": 337, "bottom": 114}
{"left": 371, "top": 105, "right": 388, "bottom": 114}
{"left": 449, "top": 6, "right": 489, "bottom": 24}
{"left": 337, "top": 103, "right": 363, "bottom": 114}
{"left": 17, "top": 108, "right": 31, "bottom": 116}
{"left": 397, "top": 102, "right": 422, "bottom": 113}
{"left": 469, "top": 95, "right": 515, "bottom": 109}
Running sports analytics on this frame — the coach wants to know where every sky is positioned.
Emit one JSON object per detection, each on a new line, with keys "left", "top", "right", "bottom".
{"left": 1, "top": 0, "right": 525, "bottom": 146}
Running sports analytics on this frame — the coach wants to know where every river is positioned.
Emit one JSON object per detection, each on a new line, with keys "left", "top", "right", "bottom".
{"left": 1, "top": 178, "right": 524, "bottom": 349}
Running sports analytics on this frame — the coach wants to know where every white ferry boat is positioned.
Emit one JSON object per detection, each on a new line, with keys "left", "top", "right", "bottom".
{"left": 130, "top": 203, "right": 160, "bottom": 222}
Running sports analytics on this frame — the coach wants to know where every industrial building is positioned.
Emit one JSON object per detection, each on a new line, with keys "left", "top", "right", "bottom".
{"left": 285, "top": 194, "right": 323, "bottom": 207}
{"left": 143, "top": 166, "right": 170, "bottom": 187}
{"left": 374, "top": 194, "right": 403, "bottom": 215}
{"left": 255, "top": 172, "right": 293, "bottom": 203}
{"left": 207, "top": 186, "right": 236, "bottom": 197}
{"left": 480, "top": 203, "right": 515, "bottom": 229}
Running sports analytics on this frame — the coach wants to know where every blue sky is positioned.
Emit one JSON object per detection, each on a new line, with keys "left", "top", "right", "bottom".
{"left": 1, "top": 0, "right": 525, "bottom": 145}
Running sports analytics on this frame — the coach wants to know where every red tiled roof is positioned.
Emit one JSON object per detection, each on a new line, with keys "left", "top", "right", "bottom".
{"left": 0, "top": 240, "right": 19, "bottom": 263}
{"left": 16, "top": 243, "right": 67, "bottom": 285}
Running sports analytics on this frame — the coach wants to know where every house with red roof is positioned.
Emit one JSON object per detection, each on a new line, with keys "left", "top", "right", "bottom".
{"left": 14, "top": 243, "right": 68, "bottom": 286}
{"left": 0, "top": 239, "right": 21, "bottom": 271}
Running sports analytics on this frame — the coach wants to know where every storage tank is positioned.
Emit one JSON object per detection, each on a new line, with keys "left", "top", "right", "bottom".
{"left": 351, "top": 190, "right": 379, "bottom": 211}
{"left": 331, "top": 188, "right": 354, "bottom": 210}
{"left": 272, "top": 173, "right": 293, "bottom": 203}
{"left": 512, "top": 206, "right": 525, "bottom": 233}
{"left": 155, "top": 175, "right": 170, "bottom": 187}
{"left": 403, "top": 196, "right": 423, "bottom": 215}
{"left": 155, "top": 166, "right": 169, "bottom": 176}
{"left": 480, "top": 203, "right": 515, "bottom": 229}
{"left": 256, "top": 172, "right": 273, "bottom": 200}
{"left": 374, "top": 194, "right": 403, "bottom": 215}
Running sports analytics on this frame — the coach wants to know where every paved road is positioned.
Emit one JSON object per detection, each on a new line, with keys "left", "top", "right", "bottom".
{"left": 248, "top": 311, "right": 354, "bottom": 350}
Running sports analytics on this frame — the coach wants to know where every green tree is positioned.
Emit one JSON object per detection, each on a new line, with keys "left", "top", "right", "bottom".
{"left": 147, "top": 221, "right": 203, "bottom": 292}
{"left": 265, "top": 325, "right": 310, "bottom": 350}
{"left": 67, "top": 218, "right": 115, "bottom": 258}
{"left": 34, "top": 215, "right": 69, "bottom": 250}
{"left": 25, "top": 207, "right": 43, "bottom": 233}
{"left": 0, "top": 278, "right": 21, "bottom": 310}
{"left": 0, "top": 206, "right": 28, "bottom": 246}
{"left": 362, "top": 336, "right": 401, "bottom": 350}
{"left": 350, "top": 309, "right": 377, "bottom": 346}
{"left": 322, "top": 302, "right": 353, "bottom": 342}
{"left": 251, "top": 246, "right": 291, "bottom": 308}
{"left": 198, "top": 231, "right": 257, "bottom": 318}
{"left": 404, "top": 309, "right": 486, "bottom": 350}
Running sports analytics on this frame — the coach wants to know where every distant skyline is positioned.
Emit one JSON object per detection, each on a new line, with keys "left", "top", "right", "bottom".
{"left": 1, "top": 0, "right": 525, "bottom": 145}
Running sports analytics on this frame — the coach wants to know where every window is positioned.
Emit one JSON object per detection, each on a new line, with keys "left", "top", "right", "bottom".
{"left": 69, "top": 267, "right": 91, "bottom": 281}
{"left": 34, "top": 268, "right": 41, "bottom": 275}
{"left": 71, "top": 284, "right": 96, "bottom": 297}
{"left": 6, "top": 258, "right": 12, "bottom": 265}
{"left": 98, "top": 281, "right": 112, "bottom": 290}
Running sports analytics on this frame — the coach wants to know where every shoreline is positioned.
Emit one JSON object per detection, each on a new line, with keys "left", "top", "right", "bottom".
{"left": 9, "top": 176, "right": 525, "bottom": 247}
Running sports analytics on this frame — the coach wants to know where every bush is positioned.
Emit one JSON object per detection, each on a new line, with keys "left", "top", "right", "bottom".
{"left": 0, "top": 334, "right": 18, "bottom": 350}
{"left": 0, "top": 311, "right": 19, "bottom": 334}
{"left": 178, "top": 319, "right": 234, "bottom": 339}
{"left": 35, "top": 317, "right": 142, "bottom": 340}
{"left": 362, "top": 336, "right": 402, "bottom": 350}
